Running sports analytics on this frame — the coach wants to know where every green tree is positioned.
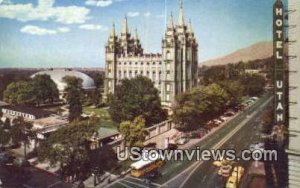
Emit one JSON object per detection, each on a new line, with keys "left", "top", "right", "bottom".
{"left": 173, "top": 84, "right": 229, "bottom": 131}
{"left": 0, "top": 126, "right": 10, "bottom": 148}
{"left": 62, "top": 76, "right": 83, "bottom": 122}
{"left": 32, "top": 74, "right": 59, "bottom": 105}
{"left": 10, "top": 117, "right": 33, "bottom": 157}
{"left": 109, "top": 76, "right": 167, "bottom": 126}
{"left": 119, "top": 116, "right": 148, "bottom": 147}
{"left": 38, "top": 120, "right": 98, "bottom": 179}
{"left": 88, "top": 145, "right": 117, "bottom": 176}
{"left": 241, "top": 74, "right": 266, "bottom": 96}
{"left": 3, "top": 118, "right": 11, "bottom": 130}
{"left": 3, "top": 80, "right": 36, "bottom": 105}
{"left": 217, "top": 80, "right": 245, "bottom": 107}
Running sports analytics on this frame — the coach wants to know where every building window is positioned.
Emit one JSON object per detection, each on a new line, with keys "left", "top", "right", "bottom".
{"left": 153, "top": 62, "right": 155, "bottom": 65}
{"left": 152, "top": 71, "right": 156, "bottom": 81}
{"left": 166, "top": 51, "right": 171, "bottom": 60}
{"left": 147, "top": 62, "right": 150, "bottom": 65}
{"left": 166, "top": 94, "right": 170, "bottom": 101}
{"left": 166, "top": 84, "right": 170, "bottom": 92}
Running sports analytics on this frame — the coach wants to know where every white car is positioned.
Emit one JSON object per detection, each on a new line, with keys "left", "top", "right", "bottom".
{"left": 249, "top": 143, "right": 265, "bottom": 152}
{"left": 176, "top": 137, "right": 189, "bottom": 145}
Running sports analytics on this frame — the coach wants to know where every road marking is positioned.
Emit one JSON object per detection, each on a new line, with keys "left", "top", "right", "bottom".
{"left": 202, "top": 175, "right": 207, "bottom": 183}
{"left": 127, "top": 176, "right": 162, "bottom": 187}
{"left": 47, "top": 181, "right": 62, "bottom": 188}
{"left": 117, "top": 181, "right": 134, "bottom": 188}
{"left": 178, "top": 96, "right": 272, "bottom": 188}
{"left": 122, "top": 179, "right": 150, "bottom": 188}
{"left": 161, "top": 96, "right": 272, "bottom": 188}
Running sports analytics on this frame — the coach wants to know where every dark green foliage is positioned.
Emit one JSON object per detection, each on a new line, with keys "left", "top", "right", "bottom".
{"left": 32, "top": 74, "right": 59, "bottom": 105}
{"left": 109, "top": 76, "right": 167, "bottom": 127}
{"left": 0, "top": 126, "right": 10, "bottom": 147}
{"left": 4, "top": 80, "right": 36, "bottom": 106}
{"left": 119, "top": 116, "right": 148, "bottom": 147}
{"left": 62, "top": 76, "right": 83, "bottom": 122}
{"left": 3, "top": 118, "right": 11, "bottom": 129}
{"left": 10, "top": 117, "right": 33, "bottom": 157}
{"left": 173, "top": 84, "right": 229, "bottom": 131}
{"left": 241, "top": 74, "right": 266, "bottom": 96}
{"left": 37, "top": 120, "right": 96, "bottom": 172}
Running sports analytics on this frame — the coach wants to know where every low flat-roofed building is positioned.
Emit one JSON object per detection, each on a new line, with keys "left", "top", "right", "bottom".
{"left": 89, "top": 127, "right": 120, "bottom": 149}
{"left": 0, "top": 101, "right": 9, "bottom": 107}
{"left": 1, "top": 106, "right": 51, "bottom": 121}
{"left": 33, "top": 115, "right": 69, "bottom": 139}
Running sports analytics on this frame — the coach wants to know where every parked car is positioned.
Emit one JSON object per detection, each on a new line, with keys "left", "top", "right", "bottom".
{"left": 213, "top": 119, "right": 223, "bottom": 125}
{"left": 176, "top": 137, "right": 190, "bottom": 145}
{"left": 166, "top": 143, "right": 178, "bottom": 150}
{"left": 226, "top": 176, "right": 237, "bottom": 188}
{"left": 224, "top": 111, "right": 235, "bottom": 117}
{"left": 232, "top": 166, "right": 245, "bottom": 181}
{"left": 220, "top": 116, "right": 229, "bottom": 121}
{"left": 218, "top": 161, "right": 232, "bottom": 177}
{"left": 0, "top": 153, "right": 15, "bottom": 166}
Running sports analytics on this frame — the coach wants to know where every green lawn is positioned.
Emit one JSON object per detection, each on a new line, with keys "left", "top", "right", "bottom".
{"left": 83, "top": 106, "right": 119, "bottom": 128}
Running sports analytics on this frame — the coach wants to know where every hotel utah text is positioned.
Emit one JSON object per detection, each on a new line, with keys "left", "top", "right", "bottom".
{"left": 273, "top": 0, "right": 285, "bottom": 125}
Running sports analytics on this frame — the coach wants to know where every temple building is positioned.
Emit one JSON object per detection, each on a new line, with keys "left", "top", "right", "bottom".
{"left": 104, "top": 0, "right": 198, "bottom": 107}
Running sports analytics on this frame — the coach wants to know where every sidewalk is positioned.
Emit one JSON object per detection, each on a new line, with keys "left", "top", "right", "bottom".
{"left": 245, "top": 161, "right": 267, "bottom": 188}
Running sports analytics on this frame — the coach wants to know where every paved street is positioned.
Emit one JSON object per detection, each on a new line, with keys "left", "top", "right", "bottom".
{"left": 107, "top": 95, "right": 272, "bottom": 188}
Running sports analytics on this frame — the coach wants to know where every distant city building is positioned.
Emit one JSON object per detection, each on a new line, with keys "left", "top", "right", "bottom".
{"left": 31, "top": 69, "right": 96, "bottom": 99}
{"left": 104, "top": 0, "right": 198, "bottom": 107}
{"left": 1, "top": 106, "right": 51, "bottom": 121}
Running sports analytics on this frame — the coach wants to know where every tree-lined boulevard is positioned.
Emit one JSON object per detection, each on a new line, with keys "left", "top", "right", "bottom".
{"left": 107, "top": 95, "right": 272, "bottom": 188}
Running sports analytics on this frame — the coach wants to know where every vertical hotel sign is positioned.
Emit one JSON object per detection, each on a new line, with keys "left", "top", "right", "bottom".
{"left": 273, "top": 0, "right": 285, "bottom": 125}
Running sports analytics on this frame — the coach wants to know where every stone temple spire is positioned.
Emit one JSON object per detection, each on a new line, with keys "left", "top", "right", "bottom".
{"left": 110, "top": 22, "right": 116, "bottom": 37}
{"left": 168, "top": 12, "right": 174, "bottom": 28}
{"left": 178, "top": 0, "right": 185, "bottom": 26}
{"left": 135, "top": 28, "right": 139, "bottom": 39}
{"left": 122, "top": 16, "right": 128, "bottom": 34}
{"left": 188, "top": 19, "right": 193, "bottom": 33}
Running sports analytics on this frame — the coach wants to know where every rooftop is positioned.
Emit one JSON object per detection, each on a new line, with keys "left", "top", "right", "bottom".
{"left": 96, "top": 127, "right": 119, "bottom": 140}
{"left": 0, "top": 101, "right": 9, "bottom": 107}
{"left": 2, "top": 106, "right": 51, "bottom": 118}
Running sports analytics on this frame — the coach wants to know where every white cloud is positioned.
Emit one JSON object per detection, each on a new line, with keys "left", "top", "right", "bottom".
{"left": 57, "top": 27, "right": 70, "bottom": 33}
{"left": 0, "top": 0, "right": 3, "bottom": 4}
{"left": 144, "top": 11, "right": 151, "bottom": 17}
{"left": 20, "top": 25, "right": 70, "bottom": 35}
{"left": 127, "top": 11, "right": 139, "bottom": 17}
{"left": 21, "top": 25, "right": 57, "bottom": 35}
{"left": 85, "top": 0, "right": 113, "bottom": 7}
{"left": 79, "top": 24, "right": 108, "bottom": 31}
{"left": 0, "top": 0, "right": 90, "bottom": 24}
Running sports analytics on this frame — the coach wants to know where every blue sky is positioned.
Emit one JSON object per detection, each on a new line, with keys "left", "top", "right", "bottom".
{"left": 0, "top": 0, "right": 285, "bottom": 68}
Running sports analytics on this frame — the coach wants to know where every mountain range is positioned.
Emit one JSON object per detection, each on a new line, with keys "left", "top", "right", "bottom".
{"left": 200, "top": 41, "right": 273, "bottom": 67}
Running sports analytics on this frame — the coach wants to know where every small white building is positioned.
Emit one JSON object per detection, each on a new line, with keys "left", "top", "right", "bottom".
{"left": 1, "top": 106, "right": 51, "bottom": 121}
